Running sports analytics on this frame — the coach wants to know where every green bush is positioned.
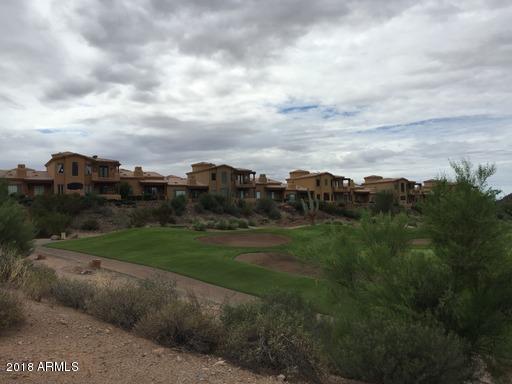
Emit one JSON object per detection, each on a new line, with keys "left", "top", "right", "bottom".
{"left": 238, "top": 219, "right": 249, "bottom": 228}
{"left": 248, "top": 219, "right": 257, "bottom": 227}
{"left": 153, "top": 203, "right": 175, "bottom": 226}
{"left": 170, "top": 195, "right": 187, "bottom": 216}
{"left": 128, "top": 208, "right": 154, "bottom": 227}
{"left": 372, "top": 190, "right": 396, "bottom": 214}
{"left": 22, "top": 264, "right": 57, "bottom": 302}
{"left": 421, "top": 161, "right": 512, "bottom": 373}
{"left": 80, "top": 218, "right": 100, "bottom": 231}
{"left": 214, "top": 219, "right": 228, "bottom": 230}
{"left": 0, "top": 289, "right": 24, "bottom": 334}
{"left": 34, "top": 211, "right": 72, "bottom": 237}
{"left": 220, "top": 292, "right": 324, "bottom": 382}
{"left": 325, "top": 314, "right": 474, "bottom": 384}
{"left": 192, "top": 220, "right": 207, "bottom": 231}
{"left": 198, "top": 193, "right": 226, "bottom": 214}
{"left": 86, "top": 279, "right": 177, "bottom": 329}
{"left": 238, "top": 200, "right": 254, "bottom": 217}
{"left": 135, "top": 298, "right": 221, "bottom": 353}
{"left": 228, "top": 219, "right": 239, "bottom": 230}
{"left": 268, "top": 208, "right": 281, "bottom": 220}
{"left": 51, "top": 278, "right": 96, "bottom": 310}
{"left": 0, "top": 196, "right": 34, "bottom": 255}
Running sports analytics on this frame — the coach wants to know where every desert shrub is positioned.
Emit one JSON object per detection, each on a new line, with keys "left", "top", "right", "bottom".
{"left": 0, "top": 250, "right": 29, "bottom": 287}
{"left": 325, "top": 313, "right": 474, "bottom": 384}
{"left": 214, "top": 219, "right": 228, "bottom": 230}
{"left": 339, "top": 208, "right": 362, "bottom": 220}
{"left": 192, "top": 220, "right": 207, "bottom": 231}
{"left": 170, "top": 195, "right": 187, "bottom": 216}
{"left": 421, "top": 161, "right": 512, "bottom": 374}
{"left": 238, "top": 199, "right": 254, "bottom": 217}
{"left": 198, "top": 193, "right": 226, "bottom": 214}
{"left": 0, "top": 289, "right": 24, "bottom": 334}
{"left": 224, "top": 204, "right": 241, "bottom": 217}
{"left": 248, "top": 219, "right": 257, "bottom": 227}
{"left": 268, "top": 209, "right": 281, "bottom": 220}
{"left": 34, "top": 211, "right": 72, "bottom": 237}
{"left": 255, "top": 197, "right": 276, "bottom": 216}
{"left": 205, "top": 220, "right": 216, "bottom": 229}
{"left": 22, "top": 264, "right": 57, "bottom": 302}
{"left": 153, "top": 203, "right": 175, "bottom": 226}
{"left": 128, "top": 208, "right": 154, "bottom": 227}
{"left": 51, "top": 278, "right": 96, "bottom": 310}
{"left": 86, "top": 279, "right": 177, "bottom": 329}
{"left": 228, "top": 219, "right": 239, "bottom": 230}
{"left": 238, "top": 219, "right": 249, "bottom": 228}
{"left": 135, "top": 298, "right": 221, "bottom": 353}
{"left": 0, "top": 196, "right": 34, "bottom": 255}
{"left": 220, "top": 291, "right": 324, "bottom": 382}
{"left": 119, "top": 182, "right": 133, "bottom": 200}
{"left": 80, "top": 218, "right": 100, "bottom": 231}
{"left": 372, "top": 190, "right": 396, "bottom": 214}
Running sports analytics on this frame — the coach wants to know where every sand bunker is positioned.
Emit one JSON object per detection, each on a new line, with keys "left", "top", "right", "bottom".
{"left": 236, "top": 252, "right": 321, "bottom": 278}
{"left": 198, "top": 233, "right": 291, "bottom": 247}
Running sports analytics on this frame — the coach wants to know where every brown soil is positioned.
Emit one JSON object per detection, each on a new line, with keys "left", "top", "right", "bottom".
{"left": 197, "top": 233, "right": 291, "bottom": 247}
{"left": 236, "top": 253, "right": 322, "bottom": 278}
{"left": 0, "top": 298, "right": 281, "bottom": 384}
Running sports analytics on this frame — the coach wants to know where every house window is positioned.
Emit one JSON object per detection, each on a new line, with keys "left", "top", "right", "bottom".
{"left": 57, "top": 184, "right": 64, "bottom": 194}
{"left": 400, "top": 196, "right": 406, "bottom": 200}
{"left": 270, "top": 191, "right": 275, "bottom": 199}
{"left": 316, "top": 194, "right": 321, "bottom": 200}
{"left": 56, "top": 163, "right": 64, "bottom": 174}
{"left": 256, "top": 191, "right": 261, "bottom": 199}
{"left": 34, "top": 185, "right": 45, "bottom": 196}
{"left": 99, "top": 165, "right": 109, "bottom": 178}
{"left": 221, "top": 172, "right": 227, "bottom": 184}
{"left": 175, "top": 190, "right": 186, "bottom": 197}
{"left": 288, "top": 193, "right": 296, "bottom": 202}
{"left": 316, "top": 179, "right": 320, "bottom": 187}
{"left": 400, "top": 183, "right": 405, "bottom": 193}
{"left": 7, "top": 184, "right": 19, "bottom": 194}
{"left": 240, "top": 190, "right": 245, "bottom": 199}
{"left": 84, "top": 184, "right": 92, "bottom": 194}
{"left": 211, "top": 172, "right": 216, "bottom": 181}
{"left": 85, "top": 164, "right": 92, "bottom": 175}
{"left": 72, "top": 162, "right": 79, "bottom": 176}
{"left": 324, "top": 179, "right": 328, "bottom": 186}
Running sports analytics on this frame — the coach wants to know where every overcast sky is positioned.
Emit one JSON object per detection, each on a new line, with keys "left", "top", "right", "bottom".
{"left": 1, "top": 0, "right": 511, "bottom": 193}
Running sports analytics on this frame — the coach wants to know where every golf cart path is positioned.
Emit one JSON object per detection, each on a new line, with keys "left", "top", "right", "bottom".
{"left": 34, "top": 241, "right": 255, "bottom": 306}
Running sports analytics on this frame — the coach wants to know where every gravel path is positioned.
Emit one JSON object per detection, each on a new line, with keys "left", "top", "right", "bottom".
{"left": 35, "top": 241, "right": 255, "bottom": 306}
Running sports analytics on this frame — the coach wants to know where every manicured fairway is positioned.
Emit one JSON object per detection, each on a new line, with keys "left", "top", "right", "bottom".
{"left": 46, "top": 225, "right": 340, "bottom": 312}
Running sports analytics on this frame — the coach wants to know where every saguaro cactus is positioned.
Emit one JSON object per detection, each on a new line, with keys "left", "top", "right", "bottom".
{"left": 301, "top": 190, "right": 320, "bottom": 225}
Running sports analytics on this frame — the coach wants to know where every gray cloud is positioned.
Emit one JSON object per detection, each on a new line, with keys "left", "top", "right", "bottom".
{"left": 0, "top": 0, "right": 511, "bottom": 194}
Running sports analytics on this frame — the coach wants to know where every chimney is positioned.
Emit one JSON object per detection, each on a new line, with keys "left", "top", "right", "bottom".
{"left": 92, "top": 155, "right": 98, "bottom": 159}
{"left": 258, "top": 174, "right": 268, "bottom": 183}
{"left": 16, "top": 164, "right": 27, "bottom": 178}
{"left": 134, "top": 166, "right": 144, "bottom": 177}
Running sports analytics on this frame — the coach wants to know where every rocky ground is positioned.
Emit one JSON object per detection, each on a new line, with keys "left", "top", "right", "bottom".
{"left": 0, "top": 297, "right": 364, "bottom": 384}
{"left": 0, "top": 298, "right": 282, "bottom": 384}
